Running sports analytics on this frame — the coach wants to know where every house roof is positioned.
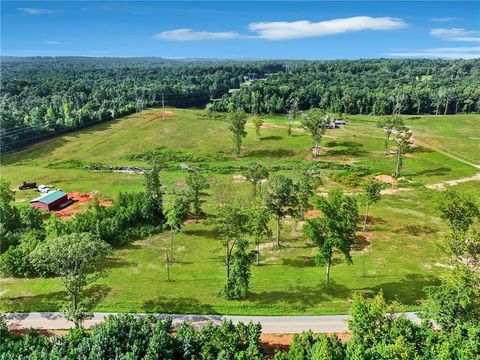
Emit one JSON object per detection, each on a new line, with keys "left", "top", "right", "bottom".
{"left": 30, "top": 190, "right": 67, "bottom": 205}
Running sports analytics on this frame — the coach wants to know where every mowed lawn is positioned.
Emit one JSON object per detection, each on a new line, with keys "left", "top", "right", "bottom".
{"left": 1, "top": 108, "right": 479, "bottom": 315}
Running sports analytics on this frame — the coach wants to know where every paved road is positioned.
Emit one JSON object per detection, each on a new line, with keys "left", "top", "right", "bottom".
{"left": 3, "top": 312, "right": 421, "bottom": 333}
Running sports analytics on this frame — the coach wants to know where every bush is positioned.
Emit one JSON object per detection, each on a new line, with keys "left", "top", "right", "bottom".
{"left": 330, "top": 167, "right": 371, "bottom": 187}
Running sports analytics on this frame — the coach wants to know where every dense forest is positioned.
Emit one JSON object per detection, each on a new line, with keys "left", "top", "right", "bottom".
{"left": 1, "top": 57, "right": 479, "bottom": 152}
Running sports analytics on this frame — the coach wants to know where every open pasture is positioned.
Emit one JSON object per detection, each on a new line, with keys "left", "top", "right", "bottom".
{"left": 1, "top": 108, "right": 479, "bottom": 315}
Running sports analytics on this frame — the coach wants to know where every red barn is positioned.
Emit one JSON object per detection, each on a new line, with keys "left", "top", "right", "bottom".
{"left": 29, "top": 190, "right": 68, "bottom": 211}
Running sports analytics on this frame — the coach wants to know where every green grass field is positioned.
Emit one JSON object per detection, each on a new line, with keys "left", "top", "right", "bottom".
{"left": 1, "top": 108, "right": 479, "bottom": 315}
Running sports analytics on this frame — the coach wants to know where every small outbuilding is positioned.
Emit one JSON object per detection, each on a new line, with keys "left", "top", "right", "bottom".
{"left": 29, "top": 190, "right": 69, "bottom": 211}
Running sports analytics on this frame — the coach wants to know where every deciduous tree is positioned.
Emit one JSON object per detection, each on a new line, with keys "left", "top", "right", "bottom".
{"left": 186, "top": 171, "right": 210, "bottom": 216}
{"left": 264, "top": 175, "right": 297, "bottom": 247}
{"left": 243, "top": 163, "right": 269, "bottom": 201}
{"left": 31, "top": 233, "right": 111, "bottom": 327}
{"left": 302, "top": 109, "right": 330, "bottom": 158}
{"left": 303, "top": 191, "right": 358, "bottom": 285}
{"left": 228, "top": 109, "right": 248, "bottom": 156}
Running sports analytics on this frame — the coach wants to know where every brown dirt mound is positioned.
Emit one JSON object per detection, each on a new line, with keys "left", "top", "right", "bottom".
{"left": 175, "top": 178, "right": 186, "bottom": 186}
{"left": 375, "top": 174, "right": 395, "bottom": 184}
{"left": 56, "top": 192, "right": 112, "bottom": 218}
{"left": 305, "top": 209, "right": 322, "bottom": 219}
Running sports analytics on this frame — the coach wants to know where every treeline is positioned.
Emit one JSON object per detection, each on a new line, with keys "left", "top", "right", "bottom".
{"left": 209, "top": 59, "right": 480, "bottom": 115}
{"left": 2, "top": 57, "right": 480, "bottom": 153}
{"left": 0, "top": 57, "right": 283, "bottom": 152}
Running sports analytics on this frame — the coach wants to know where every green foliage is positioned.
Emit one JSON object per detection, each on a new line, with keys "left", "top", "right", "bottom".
{"left": 436, "top": 190, "right": 479, "bottom": 234}
{"left": 275, "top": 331, "right": 345, "bottom": 360}
{"left": 228, "top": 109, "right": 248, "bottom": 156}
{"left": 31, "top": 233, "right": 112, "bottom": 327}
{"left": 424, "top": 265, "right": 480, "bottom": 332}
{"left": 185, "top": 171, "right": 210, "bottom": 216}
{"left": 226, "top": 238, "right": 252, "bottom": 300}
{"left": 246, "top": 206, "right": 272, "bottom": 265}
{"left": 212, "top": 203, "right": 252, "bottom": 299}
{"left": 243, "top": 162, "right": 269, "bottom": 200}
{"left": 0, "top": 179, "right": 20, "bottom": 234}
{"left": 294, "top": 165, "right": 322, "bottom": 221}
{"left": 251, "top": 116, "right": 264, "bottom": 139}
{"left": 303, "top": 190, "right": 358, "bottom": 285}
{"left": 264, "top": 175, "right": 297, "bottom": 246}
{"left": 0, "top": 231, "right": 44, "bottom": 277}
{"left": 302, "top": 109, "right": 330, "bottom": 157}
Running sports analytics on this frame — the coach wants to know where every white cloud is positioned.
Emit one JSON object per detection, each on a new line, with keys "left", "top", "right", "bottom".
{"left": 17, "top": 8, "right": 64, "bottom": 15}
{"left": 248, "top": 16, "right": 408, "bottom": 40}
{"left": 154, "top": 16, "right": 407, "bottom": 41}
{"left": 387, "top": 46, "right": 480, "bottom": 59}
{"left": 431, "top": 17, "right": 458, "bottom": 23}
{"left": 430, "top": 28, "right": 480, "bottom": 42}
{"left": 44, "top": 41, "right": 68, "bottom": 45}
{"left": 153, "top": 29, "right": 244, "bottom": 41}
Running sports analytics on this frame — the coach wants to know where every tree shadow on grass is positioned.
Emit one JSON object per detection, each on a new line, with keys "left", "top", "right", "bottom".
{"left": 261, "top": 136, "right": 283, "bottom": 141}
{"left": 246, "top": 149, "right": 295, "bottom": 158}
{"left": 247, "top": 281, "right": 351, "bottom": 311}
{"left": 182, "top": 228, "right": 218, "bottom": 239}
{"left": 1, "top": 284, "right": 111, "bottom": 313}
{"left": 282, "top": 256, "right": 316, "bottom": 267}
{"left": 410, "top": 167, "right": 451, "bottom": 177}
{"left": 142, "top": 296, "right": 219, "bottom": 315}
{"left": 352, "top": 235, "right": 370, "bottom": 251}
{"left": 324, "top": 141, "right": 368, "bottom": 157}
{"left": 370, "top": 273, "right": 439, "bottom": 306}
{"left": 400, "top": 224, "right": 438, "bottom": 236}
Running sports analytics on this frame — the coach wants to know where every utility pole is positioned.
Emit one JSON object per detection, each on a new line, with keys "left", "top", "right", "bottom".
{"left": 162, "top": 92, "right": 165, "bottom": 120}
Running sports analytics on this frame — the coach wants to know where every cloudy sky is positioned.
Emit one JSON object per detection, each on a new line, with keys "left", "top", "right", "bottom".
{"left": 1, "top": 1, "right": 479, "bottom": 59}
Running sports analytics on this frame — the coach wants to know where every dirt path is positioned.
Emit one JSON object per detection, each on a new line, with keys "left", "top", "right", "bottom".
{"left": 425, "top": 173, "right": 480, "bottom": 190}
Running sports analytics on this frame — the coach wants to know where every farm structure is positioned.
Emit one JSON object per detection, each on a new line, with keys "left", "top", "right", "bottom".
{"left": 29, "top": 190, "right": 69, "bottom": 211}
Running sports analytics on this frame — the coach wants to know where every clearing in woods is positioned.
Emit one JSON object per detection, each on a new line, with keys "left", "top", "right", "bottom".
{"left": 1, "top": 108, "right": 479, "bottom": 315}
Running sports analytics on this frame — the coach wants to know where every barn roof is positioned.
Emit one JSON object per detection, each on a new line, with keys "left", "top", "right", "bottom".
{"left": 30, "top": 190, "right": 67, "bottom": 205}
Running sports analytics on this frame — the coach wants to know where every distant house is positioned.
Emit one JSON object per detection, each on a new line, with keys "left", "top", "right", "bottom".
{"left": 29, "top": 190, "right": 69, "bottom": 211}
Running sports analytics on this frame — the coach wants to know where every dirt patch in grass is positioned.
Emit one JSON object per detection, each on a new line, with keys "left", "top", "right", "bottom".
{"left": 375, "top": 174, "right": 395, "bottom": 184}
{"left": 232, "top": 174, "right": 246, "bottom": 183}
{"left": 380, "top": 187, "right": 411, "bottom": 195}
{"left": 425, "top": 172, "right": 480, "bottom": 191}
{"left": 175, "top": 178, "right": 186, "bottom": 186}
{"left": 306, "top": 210, "right": 322, "bottom": 219}
{"left": 56, "top": 192, "right": 112, "bottom": 218}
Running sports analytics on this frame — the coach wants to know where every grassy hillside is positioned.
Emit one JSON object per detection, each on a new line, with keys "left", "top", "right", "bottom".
{"left": 1, "top": 108, "right": 479, "bottom": 315}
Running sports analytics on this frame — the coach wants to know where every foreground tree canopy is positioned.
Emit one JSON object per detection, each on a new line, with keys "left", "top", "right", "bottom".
{"left": 2, "top": 57, "right": 479, "bottom": 152}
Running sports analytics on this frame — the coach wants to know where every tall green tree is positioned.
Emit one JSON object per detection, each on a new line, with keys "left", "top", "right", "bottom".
{"left": 436, "top": 190, "right": 479, "bottom": 234}
{"left": 264, "top": 175, "right": 297, "bottom": 247}
{"left": 227, "top": 109, "right": 248, "bottom": 156}
{"left": 361, "top": 178, "right": 383, "bottom": 232}
{"left": 144, "top": 159, "right": 164, "bottom": 217}
{"left": 287, "top": 98, "right": 299, "bottom": 137}
{"left": 0, "top": 179, "right": 20, "bottom": 233}
{"left": 246, "top": 206, "right": 272, "bottom": 265}
{"left": 303, "top": 191, "right": 358, "bottom": 285}
{"left": 185, "top": 171, "right": 210, "bottom": 216}
{"left": 163, "top": 191, "right": 190, "bottom": 261}
{"left": 243, "top": 163, "right": 269, "bottom": 201}
{"left": 294, "top": 166, "right": 321, "bottom": 222}
{"left": 226, "top": 238, "right": 252, "bottom": 299}
{"left": 31, "top": 233, "right": 111, "bottom": 327}
{"left": 302, "top": 108, "right": 330, "bottom": 157}
{"left": 211, "top": 204, "right": 251, "bottom": 299}
{"left": 251, "top": 115, "right": 264, "bottom": 140}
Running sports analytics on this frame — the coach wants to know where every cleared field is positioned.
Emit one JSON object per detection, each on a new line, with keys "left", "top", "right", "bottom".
{"left": 1, "top": 108, "right": 479, "bottom": 315}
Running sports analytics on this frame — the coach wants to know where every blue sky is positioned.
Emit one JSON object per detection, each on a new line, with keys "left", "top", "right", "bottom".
{"left": 1, "top": 1, "right": 479, "bottom": 59}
